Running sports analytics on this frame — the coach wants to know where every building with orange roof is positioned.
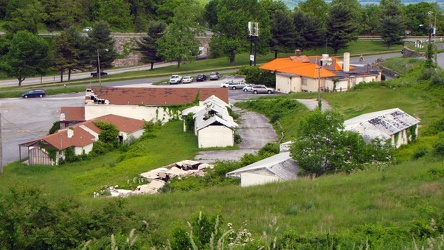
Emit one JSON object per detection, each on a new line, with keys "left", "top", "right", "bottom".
{"left": 19, "top": 114, "right": 145, "bottom": 165}
{"left": 260, "top": 50, "right": 381, "bottom": 94}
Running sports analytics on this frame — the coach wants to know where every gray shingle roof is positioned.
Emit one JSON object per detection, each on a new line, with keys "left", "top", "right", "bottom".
{"left": 344, "top": 108, "right": 420, "bottom": 142}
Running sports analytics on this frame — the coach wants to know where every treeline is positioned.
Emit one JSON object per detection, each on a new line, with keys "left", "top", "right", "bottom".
{"left": 0, "top": 0, "right": 441, "bottom": 34}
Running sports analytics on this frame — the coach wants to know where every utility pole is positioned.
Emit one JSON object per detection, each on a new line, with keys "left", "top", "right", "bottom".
{"left": 427, "top": 11, "right": 433, "bottom": 60}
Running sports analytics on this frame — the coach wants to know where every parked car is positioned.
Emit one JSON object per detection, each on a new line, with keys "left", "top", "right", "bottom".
{"left": 169, "top": 75, "right": 182, "bottom": 84}
{"left": 251, "top": 85, "right": 274, "bottom": 94}
{"left": 209, "top": 72, "right": 220, "bottom": 80}
{"left": 91, "top": 71, "right": 108, "bottom": 77}
{"left": 242, "top": 84, "right": 255, "bottom": 92}
{"left": 22, "top": 89, "right": 46, "bottom": 98}
{"left": 196, "top": 74, "right": 207, "bottom": 82}
{"left": 182, "top": 75, "right": 193, "bottom": 83}
{"left": 83, "top": 27, "right": 92, "bottom": 32}
{"left": 221, "top": 80, "right": 246, "bottom": 89}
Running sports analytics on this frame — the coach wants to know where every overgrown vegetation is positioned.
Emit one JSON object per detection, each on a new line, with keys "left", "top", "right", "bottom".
{"left": 0, "top": 57, "right": 444, "bottom": 248}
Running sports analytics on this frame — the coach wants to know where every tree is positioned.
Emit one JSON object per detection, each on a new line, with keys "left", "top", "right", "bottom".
{"left": 204, "top": 0, "right": 219, "bottom": 28}
{"left": 326, "top": 2, "right": 359, "bottom": 55}
{"left": 294, "top": 11, "right": 326, "bottom": 51}
{"left": 88, "top": 21, "right": 118, "bottom": 75}
{"left": 157, "top": 2, "right": 203, "bottom": 70}
{"left": 52, "top": 31, "right": 79, "bottom": 82}
{"left": 402, "top": 2, "right": 441, "bottom": 36}
{"left": 0, "top": 31, "right": 52, "bottom": 86}
{"left": 135, "top": 21, "right": 167, "bottom": 70}
{"left": 95, "top": 121, "right": 120, "bottom": 148}
{"left": 3, "top": 0, "right": 44, "bottom": 38}
{"left": 359, "top": 4, "right": 381, "bottom": 35}
{"left": 93, "top": 0, "right": 134, "bottom": 30}
{"left": 270, "top": 10, "right": 296, "bottom": 58}
{"left": 210, "top": 0, "right": 270, "bottom": 65}
{"left": 380, "top": 1, "right": 405, "bottom": 49}
{"left": 297, "top": 0, "right": 328, "bottom": 21}
{"left": 290, "top": 109, "right": 392, "bottom": 177}
{"left": 65, "top": 27, "right": 91, "bottom": 80}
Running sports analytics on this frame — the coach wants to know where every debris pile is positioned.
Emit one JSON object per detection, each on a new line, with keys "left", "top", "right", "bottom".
{"left": 96, "top": 160, "right": 214, "bottom": 198}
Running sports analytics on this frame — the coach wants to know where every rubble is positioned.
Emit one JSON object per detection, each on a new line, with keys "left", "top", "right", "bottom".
{"left": 97, "top": 160, "right": 214, "bottom": 198}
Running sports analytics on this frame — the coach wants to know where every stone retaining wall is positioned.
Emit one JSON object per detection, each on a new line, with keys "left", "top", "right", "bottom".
{"left": 402, "top": 47, "right": 424, "bottom": 58}
{"left": 111, "top": 33, "right": 211, "bottom": 67}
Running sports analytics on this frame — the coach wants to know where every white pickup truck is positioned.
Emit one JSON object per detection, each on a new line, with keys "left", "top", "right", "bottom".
{"left": 169, "top": 75, "right": 182, "bottom": 84}
{"left": 220, "top": 80, "right": 246, "bottom": 89}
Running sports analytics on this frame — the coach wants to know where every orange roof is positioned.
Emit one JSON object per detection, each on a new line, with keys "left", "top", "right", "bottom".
{"left": 260, "top": 58, "right": 336, "bottom": 78}
{"left": 260, "top": 55, "right": 355, "bottom": 78}
{"left": 92, "top": 88, "right": 229, "bottom": 105}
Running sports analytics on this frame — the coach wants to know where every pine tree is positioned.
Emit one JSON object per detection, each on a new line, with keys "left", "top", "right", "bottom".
{"left": 135, "top": 21, "right": 166, "bottom": 70}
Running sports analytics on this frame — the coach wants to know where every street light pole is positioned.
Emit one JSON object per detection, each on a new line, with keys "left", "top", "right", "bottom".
{"left": 427, "top": 11, "right": 433, "bottom": 60}
{"left": 317, "top": 65, "right": 322, "bottom": 110}
{"left": 97, "top": 49, "right": 101, "bottom": 88}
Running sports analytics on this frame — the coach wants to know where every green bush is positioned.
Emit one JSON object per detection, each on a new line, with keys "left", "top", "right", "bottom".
{"left": 433, "top": 132, "right": 444, "bottom": 156}
{"left": 412, "top": 146, "right": 429, "bottom": 160}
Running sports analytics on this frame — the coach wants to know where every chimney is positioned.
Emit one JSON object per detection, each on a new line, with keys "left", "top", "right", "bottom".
{"left": 67, "top": 128, "right": 74, "bottom": 138}
{"left": 343, "top": 52, "right": 350, "bottom": 72}
{"left": 295, "top": 49, "right": 301, "bottom": 56}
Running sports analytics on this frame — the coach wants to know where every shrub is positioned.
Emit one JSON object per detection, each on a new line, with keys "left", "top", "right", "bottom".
{"left": 433, "top": 138, "right": 444, "bottom": 156}
{"left": 48, "top": 121, "right": 60, "bottom": 134}
{"left": 412, "top": 146, "right": 429, "bottom": 160}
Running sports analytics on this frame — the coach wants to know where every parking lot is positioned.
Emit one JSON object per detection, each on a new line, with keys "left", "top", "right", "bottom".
{"left": 0, "top": 75, "right": 281, "bottom": 166}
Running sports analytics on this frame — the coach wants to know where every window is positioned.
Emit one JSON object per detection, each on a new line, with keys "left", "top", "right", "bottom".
{"left": 302, "top": 78, "right": 307, "bottom": 86}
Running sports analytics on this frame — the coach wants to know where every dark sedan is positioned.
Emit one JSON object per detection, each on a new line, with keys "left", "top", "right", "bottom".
{"left": 196, "top": 74, "right": 207, "bottom": 82}
{"left": 91, "top": 71, "right": 108, "bottom": 77}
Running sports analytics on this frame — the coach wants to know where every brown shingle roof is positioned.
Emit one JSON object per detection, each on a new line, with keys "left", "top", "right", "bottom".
{"left": 61, "top": 107, "right": 85, "bottom": 121}
{"left": 92, "top": 87, "right": 229, "bottom": 105}
{"left": 91, "top": 114, "right": 145, "bottom": 133}
{"left": 20, "top": 114, "right": 144, "bottom": 151}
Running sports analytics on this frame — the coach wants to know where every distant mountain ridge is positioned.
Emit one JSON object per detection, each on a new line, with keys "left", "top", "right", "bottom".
{"left": 283, "top": 0, "right": 443, "bottom": 9}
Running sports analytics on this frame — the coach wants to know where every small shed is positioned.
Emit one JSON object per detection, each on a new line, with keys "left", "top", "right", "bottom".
{"left": 226, "top": 152, "right": 299, "bottom": 187}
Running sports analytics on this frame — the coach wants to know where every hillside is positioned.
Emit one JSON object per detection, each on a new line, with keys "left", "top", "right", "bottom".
{"left": 0, "top": 57, "right": 443, "bottom": 248}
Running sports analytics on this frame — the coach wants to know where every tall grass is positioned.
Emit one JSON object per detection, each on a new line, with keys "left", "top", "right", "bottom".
{"left": 0, "top": 120, "right": 198, "bottom": 197}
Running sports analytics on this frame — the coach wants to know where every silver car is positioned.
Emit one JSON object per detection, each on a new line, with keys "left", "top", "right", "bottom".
{"left": 251, "top": 85, "right": 274, "bottom": 94}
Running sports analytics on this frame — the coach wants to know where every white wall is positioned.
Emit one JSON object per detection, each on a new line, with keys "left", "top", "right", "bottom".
{"left": 241, "top": 172, "right": 280, "bottom": 187}
{"left": 276, "top": 74, "right": 302, "bottom": 93}
{"left": 85, "top": 105, "right": 175, "bottom": 123}
{"left": 75, "top": 144, "right": 94, "bottom": 155}
{"left": 276, "top": 75, "right": 322, "bottom": 93}
{"left": 198, "top": 126, "right": 234, "bottom": 148}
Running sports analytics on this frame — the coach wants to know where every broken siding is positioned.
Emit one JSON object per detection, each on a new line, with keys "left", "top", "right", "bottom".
{"left": 344, "top": 108, "right": 420, "bottom": 146}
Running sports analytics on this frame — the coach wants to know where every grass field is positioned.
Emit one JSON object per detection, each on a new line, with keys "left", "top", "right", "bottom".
{"left": 0, "top": 43, "right": 443, "bottom": 248}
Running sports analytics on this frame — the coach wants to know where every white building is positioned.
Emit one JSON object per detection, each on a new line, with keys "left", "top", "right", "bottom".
{"left": 182, "top": 95, "right": 238, "bottom": 148}
{"left": 260, "top": 51, "right": 381, "bottom": 94}
{"left": 344, "top": 108, "right": 420, "bottom": 148}
{"left": 226, "top": 152, "right": 299, "bottom": 187}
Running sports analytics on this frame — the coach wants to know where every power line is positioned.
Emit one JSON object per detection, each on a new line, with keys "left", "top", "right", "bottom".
{"left": 1, "top": 114, "right": 47, "bottom": 138}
